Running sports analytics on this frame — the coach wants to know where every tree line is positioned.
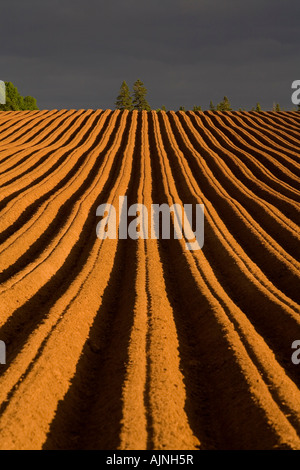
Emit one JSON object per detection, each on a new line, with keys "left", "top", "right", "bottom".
{"left": 115, "top": 80, "right": 300, "bottom": 112}
{"left": 1, "top": 79, "right": 299, "bottom": 112}
{"left": 0, "top": 82, "right": 38, "bottom": 110}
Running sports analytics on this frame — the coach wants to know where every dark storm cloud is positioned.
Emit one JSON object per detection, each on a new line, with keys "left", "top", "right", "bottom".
{"left": 1, "top": 0, "right": 299, "bottom": 109}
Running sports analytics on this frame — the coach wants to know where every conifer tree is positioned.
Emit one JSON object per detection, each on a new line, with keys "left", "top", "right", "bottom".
{"left": 255, "top": 103, "right": 262, "bottom": 112}
{"left": 179, "top": 106, "right": 186, "bottom": 112}
{"left": 209, "top": 100, "right": 216, "bottom": 111}
{"left": 272, "top": 102, "right": 281, "bottom": 112}
{"left": 115, "top": 81, "right": 133, "bottom": 110}
{"left": 132, "top": 79, "right": 151, "bottom": 111}
{"left": 193, "top": 105, "right": 202, "bottom": 111}
{"left": 156, "top": 105, "right": 167, "bottom": 113}
{"left": 217, "top": 96, "right": 232, "bottom": 111}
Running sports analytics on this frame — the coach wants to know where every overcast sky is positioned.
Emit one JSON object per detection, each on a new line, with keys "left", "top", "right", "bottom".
{"left": 1, "top": 0, "right": 299, "bottom": 110}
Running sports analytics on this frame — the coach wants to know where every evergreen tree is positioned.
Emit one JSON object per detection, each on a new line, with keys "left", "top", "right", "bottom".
{"left": 0, "top": 82, "right": 38, "bottom": 110}
{"left": 193, "top": 105, "right": 202, "bottom": 111}
{"left": 156, "top": 105, "right": 167, "bottom": 113}
{"left": 132, "top": 79, "right": 151, "bottom": 111}
{"left": 272, "top": 102, "right": 281, "bottom": 112}
{"left": 209, "top": 100, "right": 216, "bottom": 111}
{"left": 217, "top": 96, "right": 232, "bottom": 111}
{"left": 115, "top": 81, "right": 133, "bottom": 110}
{"left": 179, "top": 106, "right": 186, "bottom": 112}
{"left": 255, "top": 103, "right": 262, "bottom": 112}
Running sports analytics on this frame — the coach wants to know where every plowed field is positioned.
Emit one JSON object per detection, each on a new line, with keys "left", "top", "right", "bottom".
{"left": 0, "top": 109, "right": 299, "bottom": 450}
